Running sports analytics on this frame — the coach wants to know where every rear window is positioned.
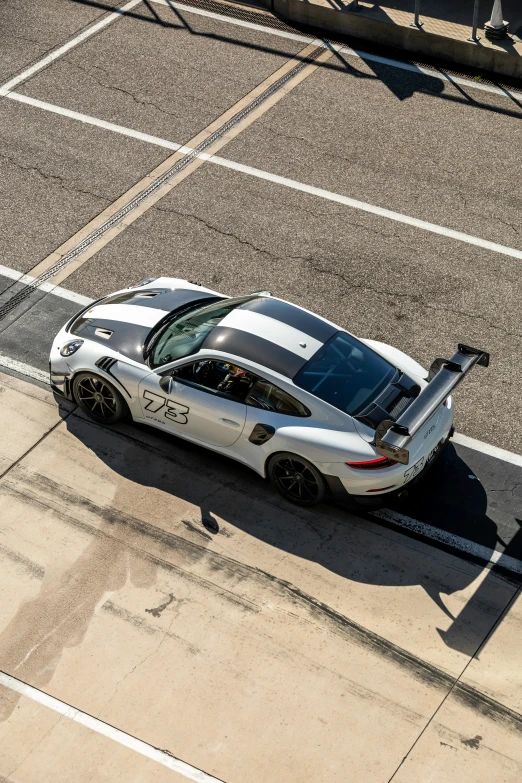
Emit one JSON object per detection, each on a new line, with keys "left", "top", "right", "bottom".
{"left": 293, "top": 332, "right": 397, "bottom": 416}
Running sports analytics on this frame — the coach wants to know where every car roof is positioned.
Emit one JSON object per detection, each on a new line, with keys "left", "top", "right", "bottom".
{"left": 201, "top": 296, "right": 338, "bottom": 379}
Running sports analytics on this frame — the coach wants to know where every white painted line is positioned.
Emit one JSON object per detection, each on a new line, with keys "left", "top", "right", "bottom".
{"left": 154, "top": 0, "right": 313, "bottom": 45}
{"left": 453, "top": 432, "right": 522, "bottom": 468}
{"left": 0, "top": 359, "right": 520, "bottom": 575}
{"left": 151, "top": 0, "right": 522, "bottom": 104}
{"left": 6, "top": 95, "right": 522, "bottom": 262}
{"left": 0, "top": 278, "right": 520, "bottom": 469}
{"left": 344, "top": 48, "right": 522, "bottom": 104}
{"left": 0, "top": 0, "right": 141, "bottom": 97}
{"left": 6, "top": 93, "right": 184, "bottom": 152}
{"left": 0, "top": 671, "right": 226, "bottom": 783}
{"left": 0, "top": 355, "right": 50, "bottom": 385}
{"left": 0, "top": 263, "right": 92, "bottom": 306}
{"left": 371, "top": 508, "right": 522, "bottom": 576}
{"left": 207, "top": 155, "right": 522, "bottom": 260}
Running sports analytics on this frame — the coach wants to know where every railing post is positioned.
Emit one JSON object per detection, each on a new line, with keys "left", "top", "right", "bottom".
{"left": 468, "top": 0, "right": 480, "bottom": 41}
{"left": 410, "top": 0, "right": 423, "bottom": 28}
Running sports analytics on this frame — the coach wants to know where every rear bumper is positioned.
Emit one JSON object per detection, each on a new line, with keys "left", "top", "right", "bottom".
{"left": 325, "top": 426, "right": 454, "bottom": 507}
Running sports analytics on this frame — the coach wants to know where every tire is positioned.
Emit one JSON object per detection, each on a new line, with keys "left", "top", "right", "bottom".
{"left": 267, "top": 452, "right": 326, "bottom": 507}
{"left": 72, "top": 372, "right": 127, "bottom": 425}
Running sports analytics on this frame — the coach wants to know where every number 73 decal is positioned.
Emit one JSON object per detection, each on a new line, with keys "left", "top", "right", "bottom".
{"left": 142, "top": 390, "right": 189, "bottom": 424}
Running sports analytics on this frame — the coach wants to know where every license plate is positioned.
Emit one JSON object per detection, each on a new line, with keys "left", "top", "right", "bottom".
{"left": 404, "top": 457, "right": 425, "bottom": 482}
{"left": 404, "top": 441, "right": 443, "bottom": 482}
{"left": 426, "top": 440, "right": 443, "bottom": 466}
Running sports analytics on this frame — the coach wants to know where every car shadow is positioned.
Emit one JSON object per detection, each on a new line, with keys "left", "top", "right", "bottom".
{"left": 62, "top": 410, "right": 515, "bottom": 659}
{"left": 0, "top": 404, "right": 515, "bottom": 721}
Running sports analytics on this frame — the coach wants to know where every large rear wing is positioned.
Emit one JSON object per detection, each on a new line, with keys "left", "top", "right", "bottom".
{"left": 374, "top": 344, "right": 489, "bottom": 465}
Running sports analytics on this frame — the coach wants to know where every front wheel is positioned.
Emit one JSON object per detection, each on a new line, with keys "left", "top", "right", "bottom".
{"left": 267, "top": 452, "right": 326, "bottom": 507}
{"left": 72, "top": 372, "right": 127, "bottom": 425}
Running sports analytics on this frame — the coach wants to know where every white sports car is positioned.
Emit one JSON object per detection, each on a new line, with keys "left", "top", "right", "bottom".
{"left": 49, "top": 278, "right": 489, "bottom": 507}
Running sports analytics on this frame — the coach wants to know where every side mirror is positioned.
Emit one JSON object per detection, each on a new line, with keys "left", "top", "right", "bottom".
{"left": 159, "top": 375, "right": 173, "bottom": 394}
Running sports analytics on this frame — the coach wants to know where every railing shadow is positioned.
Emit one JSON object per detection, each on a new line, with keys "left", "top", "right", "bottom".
{"left": 65, "top": 0, "right": 522, "bottom": 115}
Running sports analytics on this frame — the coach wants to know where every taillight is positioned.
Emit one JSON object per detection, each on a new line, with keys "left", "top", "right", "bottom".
{"left": 345, "top": 456, "right": 397, "bottom": 470}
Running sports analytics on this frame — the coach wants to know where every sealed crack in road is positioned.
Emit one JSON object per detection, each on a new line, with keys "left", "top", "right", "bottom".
{"left": 0, "top": 43, "right": 327, "bottom": 324}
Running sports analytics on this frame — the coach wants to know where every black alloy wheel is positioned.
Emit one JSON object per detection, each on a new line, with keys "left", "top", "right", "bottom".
{"left": 268, "top": 452, "right": 326, "bottom": 507}
{"left": 73, "top": 373, "right": 127, "bottom": 425}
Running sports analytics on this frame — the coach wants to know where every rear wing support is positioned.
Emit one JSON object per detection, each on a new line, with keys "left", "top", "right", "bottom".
{"left": 374, "top": 344, "right": 489, "bottom": 465}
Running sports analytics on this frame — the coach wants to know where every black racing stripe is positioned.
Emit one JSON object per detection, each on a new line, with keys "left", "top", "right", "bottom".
{"left": 202, "top": 326, "right": 306, "bottom": 377}
{"left": 71, "top": 318, "right": 148, "bottom": 363}
{"left": 105, "top": 288, "right": 218, "bottom": 311}
{"left": 240, "top": 297, "right": 337, "bottom": 343}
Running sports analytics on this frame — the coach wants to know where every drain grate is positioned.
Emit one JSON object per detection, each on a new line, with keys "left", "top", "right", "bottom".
{"left": 172, "top": 0, "right": 306, "bottom": 34}
{"left": 173, "top": 0, "right": 521, "bottom": 90}
{"left": 0, "top": 43, "right": 326, "bottom": 323}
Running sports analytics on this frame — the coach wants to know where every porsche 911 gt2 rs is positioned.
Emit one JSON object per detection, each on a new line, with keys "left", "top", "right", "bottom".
{"left": 49, "top": 278, "right": 489, "bottom": 506}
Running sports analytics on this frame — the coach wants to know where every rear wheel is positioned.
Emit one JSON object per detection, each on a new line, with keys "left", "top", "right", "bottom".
{"left": 268, "top": 452, "right": 326, "bottom": 507}
{"left": 73, "top": 372, "right": 127, "bottom": 425}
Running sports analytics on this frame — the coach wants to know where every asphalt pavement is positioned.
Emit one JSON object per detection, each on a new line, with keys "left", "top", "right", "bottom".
{"left": 0, "top": 1, "right": 521, "bottom": 781}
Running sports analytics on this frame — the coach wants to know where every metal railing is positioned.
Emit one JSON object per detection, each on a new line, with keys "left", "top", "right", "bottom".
{"left": 347, "top": 0, "right": 509, "bottom": 43}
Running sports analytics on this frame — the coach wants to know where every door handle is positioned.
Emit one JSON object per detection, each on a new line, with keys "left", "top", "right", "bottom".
{"left": 219, "top": 418, "right": 240, "bottom": 426}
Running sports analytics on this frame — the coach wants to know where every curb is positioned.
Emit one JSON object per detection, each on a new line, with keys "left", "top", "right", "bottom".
{"left": 259, "top": 0, "right": 522, "bottom": 79}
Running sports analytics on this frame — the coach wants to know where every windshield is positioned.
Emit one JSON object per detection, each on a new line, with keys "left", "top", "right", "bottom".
{"left": 149, "top": 298, "right": 244, "bottom": 368}
{"left": 293, "top": 332, "right": 397, "bottom": 416}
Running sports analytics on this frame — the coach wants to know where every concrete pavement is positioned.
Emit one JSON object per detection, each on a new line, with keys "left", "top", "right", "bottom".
{"left": 0, "top": 1, "right": 521, "bottom": 779}
{"left": 0, "top": 370, "right": 521, "bottom": 782}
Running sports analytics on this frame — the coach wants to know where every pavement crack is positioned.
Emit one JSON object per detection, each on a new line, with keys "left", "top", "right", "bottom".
{"left": 0, "top": 153, "right": 111, "bottom": 203}
{"left": 5, "top": 711, "right": 64, "bottom": 779}
{"left": 154, "top": 205, "right": 286, "bottom": 261}
{"left": 66, "top": 61, "right": 189, "bottom": 117}
{"left": 308, "top": 261, "right": 522, "bottom": 337}
{"left": 96, "top": 598, "right": 185, "bottom": 718}
{"left": 460, "top": 194, "right": 520, "bottom": 238}
{"left": 7, "top": 32, "right": 44, "bottom": 47}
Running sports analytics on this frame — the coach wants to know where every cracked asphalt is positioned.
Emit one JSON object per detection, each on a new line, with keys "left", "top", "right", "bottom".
{"left": 0, "top": 1, "right": 521, "bottom": 781}
{"left": 1, "top": 0, "right": 520, "bottom": 448}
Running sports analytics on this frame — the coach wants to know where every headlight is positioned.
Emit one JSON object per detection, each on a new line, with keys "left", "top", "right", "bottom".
{"left": 60, "top": 340, "right": 84, "bottom": 357}
{"left": 131, "top": 277, "right": 157, "bottom": 288}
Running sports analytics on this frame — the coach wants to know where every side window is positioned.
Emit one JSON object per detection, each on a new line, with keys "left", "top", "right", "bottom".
{"left": 169, "top": 360, "right": 255, "bottom": 401}
{"left": 246, "top": 379, "right": 309, "bottom": 417}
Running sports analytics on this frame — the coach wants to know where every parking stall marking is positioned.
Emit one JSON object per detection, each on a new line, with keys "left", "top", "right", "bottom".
{"left": 4, "top": 93, "right": 522, "bottom": 268}
{"left": 371, "top": 509, "right": 522, "bottom": 577}
{"left": 452, "top": 432, "right": 522, "bottom": 469}
{"left": 0, "top": 344, "right": 520, "bottom": 574}
{"left": 0, "top": 0, "right": 142, "bottom": 98}
{"left": 0, "top": 263, "right": 92, "bottom": 306}
{"left": 0, "top": 41, "right": 337, "bottom": 318}
{"left": 0, "top": 354, "right": 51, "bottom": 385}
{"left": 0, "top": 671, "right": 226, "bottom": 783}
{"left": 151, "top": 0, "right": 522, "bottom": 104}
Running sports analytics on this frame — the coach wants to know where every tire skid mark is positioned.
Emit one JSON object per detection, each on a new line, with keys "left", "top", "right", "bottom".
{"left": 3, "top": 468, "right": 522, "bottom": 733}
